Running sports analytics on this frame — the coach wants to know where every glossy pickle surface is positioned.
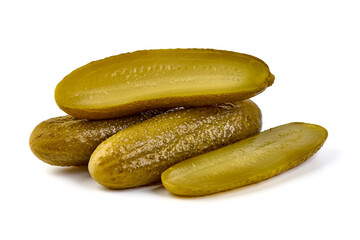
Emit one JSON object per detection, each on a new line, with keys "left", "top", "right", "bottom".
{"left": 29, "top": 111, "right": 162, "bottom": 166}
{"left": 89, "top": 100, "right": 262, "bottom": 189}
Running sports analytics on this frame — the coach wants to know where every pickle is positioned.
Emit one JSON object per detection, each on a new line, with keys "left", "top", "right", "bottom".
{"left": 55, "top": 49, "right": 274, "bottom": 119}
{"left": 161, "top": 122, "right": 328, "bottom": 196}
{"left": 29, "top": 110, "right": 162, "bottom": 166}
{"left": 89, "top": 100, "right": 262, "bottom": 189}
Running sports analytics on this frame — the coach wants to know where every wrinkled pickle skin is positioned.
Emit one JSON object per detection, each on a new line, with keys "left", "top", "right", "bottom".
{"left": 55, "top": 49, "right": 274, "bottom": 119}
{"left": 29, "top": 110, "right": 163, "bottom": 166}
{"left": 161, "top": 122, "right": 328, "bottom": 197}
{"left": 88, "top": 100, "right": 262, "bottom": 189}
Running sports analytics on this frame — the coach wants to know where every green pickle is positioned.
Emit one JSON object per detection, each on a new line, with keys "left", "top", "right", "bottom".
{"left": 161, "top": 122, "right": 328, "bottom": 196}
{"left": 89, "top": 100, "right": 262, "bottom": 189}
{"left": 29, "top": 110, "right": 162, "bottom": 166}
{"left": 55, "top": 49, "right": 274, "bottom": 119}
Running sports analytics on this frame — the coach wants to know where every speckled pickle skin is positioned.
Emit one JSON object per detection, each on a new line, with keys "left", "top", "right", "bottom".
{"left": 89, "top": 100, "right": 262, "bottom": 189}
{"left": 29, "top": 110, "right": 163, "bottom": 166}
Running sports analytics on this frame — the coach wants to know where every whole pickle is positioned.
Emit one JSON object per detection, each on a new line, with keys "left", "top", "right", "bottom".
{"left": 162, "top": 122, "right": 328, "bottom": 196}
{"left": 29, "top": 110, "right": 163, "bottom": 166}
{"left": 89, "top": 100, "right": 262, "bottom": 189}
{"left": 55, "top": 49, "right": 274, "bottom": 119}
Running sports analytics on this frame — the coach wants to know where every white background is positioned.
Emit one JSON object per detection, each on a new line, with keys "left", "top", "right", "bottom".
{"left": 1, "top": 1, "right": 359, "bottom": 239}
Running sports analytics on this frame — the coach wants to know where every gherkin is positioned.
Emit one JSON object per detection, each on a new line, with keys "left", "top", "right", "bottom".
{"left": 162, "top": 122, "right": 328, "bottom": 196}
{"left": 89, "top": 100, "right": 262, "bottom": 189}
{"left": 55, "top": 49, "right": 274, "bottom": 119}
{"left": 29, "top": 110, "right": 163, "bottom": 166}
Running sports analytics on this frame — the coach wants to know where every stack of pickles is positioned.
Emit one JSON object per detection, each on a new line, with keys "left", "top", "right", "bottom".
{"left": 29, "top": 49, "right": 327, "bottom": 196}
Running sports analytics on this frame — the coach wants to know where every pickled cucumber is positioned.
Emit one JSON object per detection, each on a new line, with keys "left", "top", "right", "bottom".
{"left": 161, "top": 122, "right": 328, "bottom": 196}
{"left": 89, "top": 100, "right": 262, "bottom": 189}
{"left": 55, "top": 49, "right": 274, "bottom": 119}
{"left": 29, "top": 110, "right": 162, "bottom": 166}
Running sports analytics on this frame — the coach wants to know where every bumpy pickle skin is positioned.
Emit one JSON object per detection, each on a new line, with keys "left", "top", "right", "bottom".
{"left": 29, "top": 110, "right": 163, "bottom": 166}
{"left": 161, "top": 122, "right": 328, "bottom": 196}
{"left": 55, "top": 49, "right": 274, "bottom": 119}
{"left": 88, "top": 100, "right": 262, "bottom": 189}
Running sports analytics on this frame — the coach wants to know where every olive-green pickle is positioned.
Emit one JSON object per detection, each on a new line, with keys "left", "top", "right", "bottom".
{"left": 89, "top": 100, "right": 262, "bottom": 189}
{"left": 28, "top": 47, "right": 329, "bottom": 198}
{"left": 55, "top": 49, "right": 274, "bottom": 119}
{"left": 161, "top": 122, "right": 328, "bottom": 196}
{"left": 29, "top": 111, "right": 163, "bottom": 166}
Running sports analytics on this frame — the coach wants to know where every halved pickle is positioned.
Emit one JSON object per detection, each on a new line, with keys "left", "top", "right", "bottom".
{"left": 55, "top": 49, "right": 274, "bottom": 119}
{"left": 162, "top": 122, "right": 328, "bottom": 196}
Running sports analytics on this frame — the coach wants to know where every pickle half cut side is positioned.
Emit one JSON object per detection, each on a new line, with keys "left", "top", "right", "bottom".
{"left": 161, "top": 122, "right": 328, "bottom": 196}
{"left": 55, "top": 49, "right": 274, "bottom": 119}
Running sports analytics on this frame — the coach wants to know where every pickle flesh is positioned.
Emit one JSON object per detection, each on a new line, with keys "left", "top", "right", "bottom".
{"left": 161, "top": 122, "right": 328, "bottom": 196}
{"left": 88, "top": 100, "right": 262, "bottom": 189}
{"left": 55, "top": 49, "right": 274, "bottom": 119}
{"left": 29, "top": 110, "right": 163, "bottom": 166}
